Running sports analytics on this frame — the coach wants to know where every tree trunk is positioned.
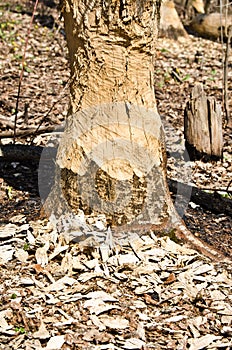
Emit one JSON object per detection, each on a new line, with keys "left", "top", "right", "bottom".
{"left": 62, "top": 0, "right": 160, "bottom": 112}
{"left": 55, "top": 0, "right": 177, "bottom": 230}
{"left": 159, "top": 0, "right": 188, "bottom": 39}
{"left": 43, "top": 0, "right": 229, "bottom": 261}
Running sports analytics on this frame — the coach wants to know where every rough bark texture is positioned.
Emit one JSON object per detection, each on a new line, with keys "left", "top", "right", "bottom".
{"left": 62, "top": 0, "right": 160, "bottom": 112}
{"left": 184, "top": 83, "right": 223, "bottom": 160}
{"left": 53, "top": 0, "right": 181, "bottom": 232}
{"left": 44, "top": 1, "right": 229, "bottom": 261}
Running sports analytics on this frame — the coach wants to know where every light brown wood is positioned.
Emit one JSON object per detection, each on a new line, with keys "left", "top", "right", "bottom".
{"left": 189, "top": 13, "right": 232, "bottom": 39}
{"left": 55, "top": 102, "right": 177, "bottom": 228}
{"left": 160, "top": 0, "right": 188, "bottom": 39}
{"left": 62, "top": 0, "right": 159, "bottom": 113}
{"left": 42, "top": 1, "right": 229, "bottom": 261}
{"left": 52, "top": 0, "right": 179, "bottom": 231}
{"left": 184, "top": 83, "right": 223, "bottom": 160}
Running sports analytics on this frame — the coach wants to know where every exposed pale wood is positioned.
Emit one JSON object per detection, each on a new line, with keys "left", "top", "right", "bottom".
{"left": 184, "top": 83, "right": 223, "bottom": 160}
{"left": 50, "top": 0, "right": 178, "bottom": 232}
{"left": 43, "top": 0, "right": 230, "bottom": 261}
{"left": 54, "top": 102, "right": 177, "bottom": 229}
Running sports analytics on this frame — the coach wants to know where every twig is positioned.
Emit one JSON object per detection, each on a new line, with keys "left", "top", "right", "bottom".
{"left": 0, "top": 125, "right": 64, "bottom": 139}
{"left": 168, "top": 179, "right": 232, "bottom": 216}
{"left": 0, "top": 115, "right": 15, "bottom": 129}
{"left": 195, "top": 187, "right": 232, "bottom": 194}
{"left": 223, "top": 25, "right": 232, "bottom": 125}
{"left": 226, "top": 179, "right": 232, "bottom": 192}
{"left": 13, "top": 0, "right": 40, "bottom": 144}
{"left": 29, "top": 88, "right": 69, "bottom": 144}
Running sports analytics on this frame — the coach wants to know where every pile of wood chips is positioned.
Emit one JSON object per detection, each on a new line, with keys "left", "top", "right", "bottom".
{"left": 0, "top": 218, "right": 231, "bottom": 349}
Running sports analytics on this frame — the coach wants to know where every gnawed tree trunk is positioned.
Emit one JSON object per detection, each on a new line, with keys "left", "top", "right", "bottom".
{"left": 184, "top": 83, "right": 223, "bottom": 160}
{"left": 54, "top": 0, "right": 176, "bottom": 231}
{"left": 43, "top": 1, "right": 229, "bottom": 261}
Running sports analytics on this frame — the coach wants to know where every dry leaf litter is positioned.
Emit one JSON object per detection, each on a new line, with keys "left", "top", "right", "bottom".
{"left": 0, "top": 215, "right": 232, "bottom": 350}
{"left": 0, "top": 2, "right": 232, "bottom": 349}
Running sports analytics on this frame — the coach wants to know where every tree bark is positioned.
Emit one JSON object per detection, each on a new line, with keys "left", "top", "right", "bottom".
{"left": 43, "top": 0, "right": 229, "bottom": 261}
{"left": 53, "top": 0, "right": 178, "bottom": 230}
{"left": 62, "top": 0, "right": 160, "bottom": 112}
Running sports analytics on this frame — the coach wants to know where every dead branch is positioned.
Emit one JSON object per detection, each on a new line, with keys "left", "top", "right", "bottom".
{"left": 0, "top": 125, "right": 64, "bottom": 139}
{"left": 168, "top": 179, "right": 232, "bottom": 216}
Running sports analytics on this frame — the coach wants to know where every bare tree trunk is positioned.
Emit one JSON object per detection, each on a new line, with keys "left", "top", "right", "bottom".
{"left": 55, "top": 0, "right": 177, "bottom": 230}
{"left": 43, "top": 0, "right": 229, "bottom": 261}
{"left": 62, "top": 0, "right": 159, "bottom": 112}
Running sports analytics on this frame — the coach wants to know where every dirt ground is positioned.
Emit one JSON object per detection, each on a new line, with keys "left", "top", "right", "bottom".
{"left": 0, "top": 1, "right": 232, "bottom": 349}
{"left": 0, "top": 0, "right": 231, "bottom": 256}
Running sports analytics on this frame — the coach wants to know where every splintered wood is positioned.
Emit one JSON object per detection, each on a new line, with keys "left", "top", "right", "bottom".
{"left": 53, "top": 103, "right": 176, "bottom": 230}
{"left": 184, "top": 83, "right": 223, "bottom": 160}
{"left": 52, "top": 0, "right": 179, "bottom": 235}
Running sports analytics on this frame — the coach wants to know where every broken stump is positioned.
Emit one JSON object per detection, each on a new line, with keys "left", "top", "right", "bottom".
{"left": 184, "top": 83, "right": 223, "bottom": 160}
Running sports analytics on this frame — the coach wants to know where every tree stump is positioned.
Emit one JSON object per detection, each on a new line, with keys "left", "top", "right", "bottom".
{"left": 184, "top": 83, "right": 223, "bottom": 160}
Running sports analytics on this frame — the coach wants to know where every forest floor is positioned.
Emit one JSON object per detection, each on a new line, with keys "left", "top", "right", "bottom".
{"left": 0, "top": 1, "right": 232, "bottom": 349}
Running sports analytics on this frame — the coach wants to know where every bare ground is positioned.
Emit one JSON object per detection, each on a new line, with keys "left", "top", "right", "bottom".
{"left": 0, "top": 0, "right": 231, "bottom": 256}
{"left": 0, "top": 1, "right": 232, "bottom": 349}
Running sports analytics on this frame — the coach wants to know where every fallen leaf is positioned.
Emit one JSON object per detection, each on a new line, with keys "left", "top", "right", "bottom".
{"left": 188, "top": 334, "right": 222, "bottom": 350}
{"left": 34, "top": 320, "right": 50, "bottom": 339}
{"left": 100, "top": 316, "right": 129, "bottom": 329}
{"left": 45, "top": 335, "right": 65, "bottom": 350}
